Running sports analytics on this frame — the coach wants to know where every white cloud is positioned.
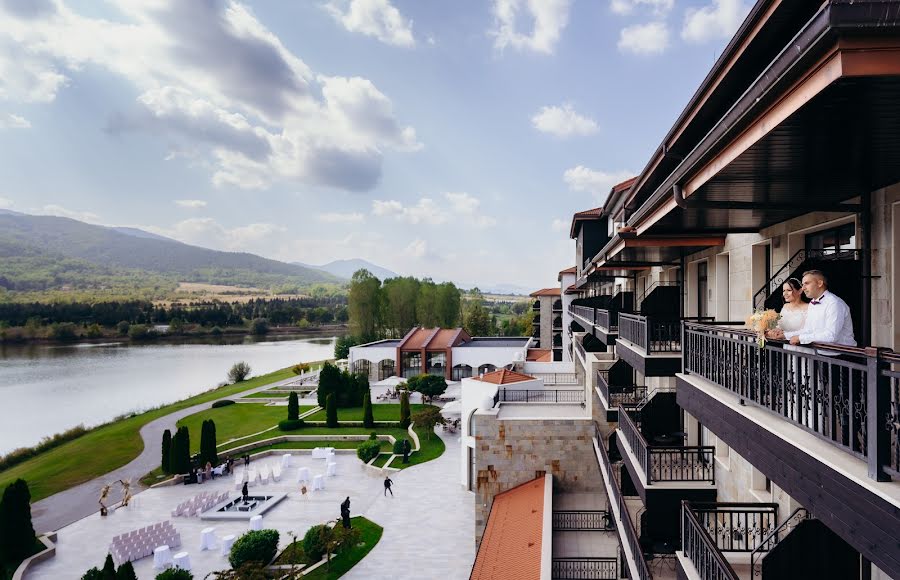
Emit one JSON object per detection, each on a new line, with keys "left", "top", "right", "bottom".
{"left": 610, "top": 0, "right": 673, "bottom": 16}
{"left": 531, "top": 104, "right": 598, "bottom": 138}
{"left": 403, "top": 238, "right": 427, "bottom": 258}
{"left": 0, "top": 197, "right": 12, "bottom": 209}
{"left": 40, "top": 204, "right": 101, "bottom": 223}
{"left": 0, "top": 0, "right": 420, "bottom": 192}
{"left": 682, "top": 0, "right": 750, "bottom": 44}
{"left": 174, "top": 199, "right": 207, "bottom": 208}
{"left": 372, "top": 193, "right": 496, "bottom": 228}
{"left": 491, "top": 0, "right": 571, "bottom": 55}
{"left": 142, "top": 217, "right": 286, "bottom": 253}
{"left": 0, "top": 113, "right": 30, "bottom": 128}
{"left": 444, "top": 192, "right": 497, "bottom": 227}
{"left": 618, "top": 21, "right": 669, "bottom": 55}
{"left": 551, "top": 218, "right": 568, "bottom": 232}
{"left": 563, "top": 166, "right": 634, "bottom": 200}
{"left": 325, "top": 0, "right": 415, "bottom": 47}
{"left": 317, "top": 211, "right": 365, "bottom": 224}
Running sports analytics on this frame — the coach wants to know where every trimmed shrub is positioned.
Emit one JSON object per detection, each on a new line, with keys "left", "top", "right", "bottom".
{"left": 81, "top": 568, "right": 103, "bottom": 580}
{"left": 325, "top": 393, "right": 338, "bottom": 428}
{"left": 161, "top": 429, "right": 172, "bottom": 474}
{"left": 211, "top": 399, "right": 235, "bottom": 408}
{"left": 229, "top": 529, "right": 279, "bottom": 569}
{"left": 155, "top": 569, "right": 193, "bottom": 580}
{"left": 278, "top": 419, "right": 305, "bottom": 431}
{"left": 362, "top": 389, "right": 374, "bottom": 428}
{"left": 357, "top": 440, "right": 381, "bottom": 463}
{"left": 0, "top": 478, "right": 36, "bottom": 564}
{"left": 301, "top": 525, "right": 328, "bottom": 563}
{"left": 392, "top": 439, "right": 408, "bottom": 455}
{"left": 288, "top": 392, "right": 299, "bottom": 421}
{"left": 399, "top": 391, "right": 411, "bottom": 429}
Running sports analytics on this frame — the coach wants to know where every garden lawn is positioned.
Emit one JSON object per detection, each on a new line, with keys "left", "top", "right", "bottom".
{"left": 302, "top": 517, "right": 383, "bottom": 580}
{"left": 176, "top": 403, "right": 314, "bottom": 452}
{"left": 304, "top": 404, "right": 431, "bottom": 422}
{"left": 0, "top": 367, "right": 298, "bottom": 502}
{"left": 370, "top": 454, "right": 392, "bottom": 468}
{"left": 240, "top": 391, "right": 289, "bottom": 399}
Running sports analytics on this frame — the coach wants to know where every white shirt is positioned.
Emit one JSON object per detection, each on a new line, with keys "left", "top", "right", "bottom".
{"left": 784, "top": 291, "right": 856, "bottom": 347}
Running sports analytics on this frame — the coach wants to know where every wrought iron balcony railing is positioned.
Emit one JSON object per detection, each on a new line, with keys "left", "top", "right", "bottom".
{"left": 575, "top": 338, "right": 586, "bottom": 362}
{"left": 618, "top": 404, "right": 715, "bottom": 483}
{"left": 552, "top": 510, "right": 613, "bottom": 531}
{"left": 551, "top": 558, "right": 617, "bottom": 579}
{"left": 596, "top": 370, "right": 648, "bottom": 412}
{"left": 530, "top": 372, "right": 579, "bottom": 386}
{"left": 682, "top": 322, "right": 897, "bottom": 481}
{"left": 619, "top": 314, "right": 713, "bottom": 354}
{"left": 594, "top": 422, "right": 652, "bottom": 580}
{"left": 573, "top": 305, "right": 596, "bottom": 325}
{"left": 496, "top": 388, "right": 584, "bottom": 403}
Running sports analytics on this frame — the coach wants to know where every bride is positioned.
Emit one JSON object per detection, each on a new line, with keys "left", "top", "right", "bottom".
{"left": 772, "top": 278, "right": 808, "bottom": 337}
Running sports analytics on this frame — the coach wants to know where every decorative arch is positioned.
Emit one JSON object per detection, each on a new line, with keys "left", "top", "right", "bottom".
{"left": 452, "top": 364, "right": 473, "bottom": 381}
{"left": 477, "top": 363, "right": 497, "bottom": 375}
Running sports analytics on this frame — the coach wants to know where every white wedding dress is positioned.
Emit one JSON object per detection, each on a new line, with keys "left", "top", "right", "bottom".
{"left": 778, "top": 306, "right": 807, "bottom": 335}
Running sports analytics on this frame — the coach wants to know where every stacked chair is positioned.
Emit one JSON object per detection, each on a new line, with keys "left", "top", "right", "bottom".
{"left": 109, "top": 521, "right": 181, "bottom": 565}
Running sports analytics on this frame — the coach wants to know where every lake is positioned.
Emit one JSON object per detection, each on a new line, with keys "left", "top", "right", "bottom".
{"left": 0, "top": 335, "right": 336, "bottom": 455}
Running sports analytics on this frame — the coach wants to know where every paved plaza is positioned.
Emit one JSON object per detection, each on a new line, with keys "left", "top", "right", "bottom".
{"left": 26, "top": 429, "right": 475, "bottom": 579}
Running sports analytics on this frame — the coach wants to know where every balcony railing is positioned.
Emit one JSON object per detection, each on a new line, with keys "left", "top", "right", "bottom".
{"left": 596, "top": 370, "right": 648, "bottom": 412}
{"left": 497, "top": 388, "right": 584, "bottom": 403}
{"left": 619, "top": 314, "right": 714, "bottom": 354}
{"left": 681, "top": 502, "right": 739, "bottom": 580}
{"left": 575, "top": 338, "right": 586, "bottom": 362}
{"left": 683, "top": 322, "right": 897, "bottom": 481}
{"left": 596, "top": 309, "right": 617, "bottom": 331}
{"left": 594, "top": 422, "right": 652, "bottom": 580}
{"left": 573, "top": 305, "right": 596, "bottom": 325}
{"left": 551, "top": 558, "right": 618, "bottom": 579}
{"left": 618, "top": 405, "right": 714, "bottom": 484}
{"left": 553, "top": 510, "right": 613, "bottom": 531}
{"left": 530, "top": 372, "right": 579, "bottom": 385}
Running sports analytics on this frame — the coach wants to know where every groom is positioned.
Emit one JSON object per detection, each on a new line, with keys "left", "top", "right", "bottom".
{"left": 772, "top": 270, "right": 856, "bottom": 348}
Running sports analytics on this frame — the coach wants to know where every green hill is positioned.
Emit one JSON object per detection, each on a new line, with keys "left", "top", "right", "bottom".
{"left": 0, "top": 213, "right": 343, "bottom": 299}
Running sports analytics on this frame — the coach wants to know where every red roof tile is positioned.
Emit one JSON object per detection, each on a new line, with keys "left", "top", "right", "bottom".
{"left": 471, "top": 477, "right": 546, "bottom": 580}
{"left": 529, "top": 288, "right": 561, "bottom": 297}
{"left": 472, "top": 369, "right": 537, "bottom": 385}
{"left": 526, "top": 348, "right": 552, "bottom": 362}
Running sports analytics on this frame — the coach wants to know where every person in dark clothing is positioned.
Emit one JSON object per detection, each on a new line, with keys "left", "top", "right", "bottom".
{"left": 383, "top": 476, "right": 394, "bottom": 497}
{"left": 340, "top": 496, "right": 351, "bottom": 529}
{"left": 241, "top": 481, "right": 249, "bottom": 502}
{"left": 402, "top": 440, "right": 411, "bottom": 464}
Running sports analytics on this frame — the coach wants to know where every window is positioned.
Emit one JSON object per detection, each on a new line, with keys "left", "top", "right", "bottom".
{"left": 468, "top": 447, "right": 475, "bottom": 491}
{"left": 697, "top": 261, "right": 708, "bottom": 318}
{"left": 806, "top": 222, "right": 856, "bottom": 254}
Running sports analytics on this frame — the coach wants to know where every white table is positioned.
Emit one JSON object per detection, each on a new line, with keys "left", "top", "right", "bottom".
{"left": 326, "top": 462, "right": 337, "bottom": 477}
{"left": 312, "top": 474, "right": 324, "bottom": 491}
{"left": 200, "top": 527, "right": 217, "bottom": 551}
{"left": 153, "top": 545, "right": 173, "bottom": 570}
{"left": 296, "top": 466, "right": 310, "bottom": 483}
{"left": 249, "top": 514, "right": 263, "bottom": 531}
{"left": 221, "top": 534, "right": 236, "bottom": 556}
{"left": 173, "top": 551, "right": 191, "bottom": 571}
{"left": 281, "top": 453, "right": 292, "bottom": 469}
{"left": 312, "top": 447, "right": 335, "bottom": 459}
{"left": 213, "top": 465, "right": 225, "bottom": 476}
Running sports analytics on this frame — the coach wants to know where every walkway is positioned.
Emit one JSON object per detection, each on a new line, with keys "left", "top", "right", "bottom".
{"left": 30, "top": 375, "right": 305, "bottom": 534}
{"left": 346, "top": 429, "right": 476, "bottom": 580}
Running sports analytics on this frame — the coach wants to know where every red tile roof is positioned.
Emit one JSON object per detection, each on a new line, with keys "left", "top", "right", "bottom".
{"left": 564, "top": 284, "right": 583, "bottom": 295}
{"left": 526, "top": 348, "right": 552, "bottom": 362}
{"left": 472, "top": 369, "right": 537, "bottom": 385}
{"left": 471, "top": 477, "right": 546, "bottom": 580}
{"left": 557, "top": 266, "right": 576, "bottom": 281}
{"left": 399, "top": 327, "right": 471, "bottom": 349}
{"left": 529, "top": 288, "right": 561, "bottom": 297}
{"left": 570, "top": 206, "right": 603, "bottom": 238}
{"left": 612, "top": 176, "right": 637, "bottom": 193}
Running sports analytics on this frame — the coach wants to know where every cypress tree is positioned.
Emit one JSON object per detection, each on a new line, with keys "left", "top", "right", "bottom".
{"left": 288, "top": 391, "right": 299, "bottom": 421}
{"left": 199, "top": 420, "right": 217, "bottom": 466}
{"left": 115, "top": 561, "right": 137, "bottom": 580}
{"left": 399, "top": 391, "right": 411, "bottom": 429}
{"left": 101, "top": 554, "right": 116, "bottom": 579}
{"left": 161, "top": 429, "right": 172, "bottom": 474}
{"left": 180, "top": 426, "right": 191, "bottom": 473}
{"left": 325, "top": 393, "right": 338, "bottom": 428}
{"left": 362, "top": 389, "right": 374, "bottom": 428}
{"left": 0, "top": 479, "right": 35, "bottom": 563}
{"left": 207, "top": 419, "right": 217, "bottom": 466}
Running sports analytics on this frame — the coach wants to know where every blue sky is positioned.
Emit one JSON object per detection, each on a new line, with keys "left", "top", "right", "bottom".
{"left": 0, "top": 0, "right": 746, "bottom": 289}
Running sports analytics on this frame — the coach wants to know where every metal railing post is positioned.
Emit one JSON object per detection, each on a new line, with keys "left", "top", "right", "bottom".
{"left": 867, "top": 348, "right": 890, "bottom": 481}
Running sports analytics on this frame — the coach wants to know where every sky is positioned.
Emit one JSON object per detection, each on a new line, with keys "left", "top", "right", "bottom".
{"left": 0, "top": 0, "right": 747, "bottom": 289}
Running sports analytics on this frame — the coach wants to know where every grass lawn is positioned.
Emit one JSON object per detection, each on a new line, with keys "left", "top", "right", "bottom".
{"left": 370, "top": 454, "right": 392, "bottom": 468}
{"left": 240, "top": 391, "right": 289, "bottom": 399}
{"left": 401, "top": 426, "right": 446, "bottom": 469}
{"left": 0, "top": 367, "right": 300, "bottom": 502}
{"left": 302, "top": 517, "right": 383, "bottom": 580}
{"left": 304, "top": 404, "right": 431, "bottom": 422}
{"left": 176, "top": 404, "right": 315, "bottom": 452}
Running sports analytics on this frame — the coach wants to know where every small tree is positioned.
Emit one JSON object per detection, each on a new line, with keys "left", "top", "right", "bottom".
{"left": 229, "top": 529, "right": 279, "bottom": 569}
{"left": 170, "top": 426, "right": 191, "bottom": 474}
{"left": 0, "top": 479, "right": 36, "bottom": 564}
{"left": 116, "top": 561, "right": 137, "bottom": 580}
{"left": 362, "top": 389, "right": 374, "bottom": 428}
{"left": 228, "top": 361, "right": 251, "bottom": 383}
{"left": 287, "top": 392, "right": 300, "bottom": 421}
{"left": 248, "top": 318, "right": 269, "bottom": 335}
{"left": 155, "top": 568, "right": 193, "bottom": 580}
{"left": 200, "top": 420, "right": 217, "bottom": 466}
{"left": 101, "top": 553, "right": 116, "bottom": 579}
{"left": 161, "top": 429, "right": 172, "bottom": 474}
{"left": 356, "top": 440, "right": 380, "bottom": 463}
{"left": 408, "top": 374, "right": 447, "bottom": 402}
{"left": 325, "top": 393, "right": 338, "bottom": 428}
{"left": 116, "top": 321, "right": 130, "bottom": 336}
{"left": 399, "top": 391, "right": 411, "bottom": 429}
{"left": 317, "top": 362, "right": 342, "bottom": 407}
{"left": 411, "top": 407, "right": 445, "bottom": 440}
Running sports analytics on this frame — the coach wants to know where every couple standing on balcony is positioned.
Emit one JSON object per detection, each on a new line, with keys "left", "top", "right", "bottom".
{"left": 766, "top": 269, "right": 856, "bottom": 351}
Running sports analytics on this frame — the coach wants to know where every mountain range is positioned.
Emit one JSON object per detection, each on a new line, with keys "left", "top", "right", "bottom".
{"left": 294, "top": 259, "right": 398, "bottom": 281}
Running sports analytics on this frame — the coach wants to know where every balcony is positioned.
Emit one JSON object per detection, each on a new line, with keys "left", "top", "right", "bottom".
{"left": 572, "top": 305, "right": 596, "bottom": 327}
{"left": 680, "top": 502, "right": 778, "bottom": 580}
{"left": 594, "top": 309, "right": 619, "bottom": 345}
{"left": 617, "top": 314, "right": 711, "bottom": 376}
{"left": 532, "top": 315, "right": 541, "bottom": 325}
{"left": 617, "top": 405, "right": 715, "bottom": 492}
{"left": 553, "top": 299, "right": 563, "bottom": 312}
{"left": 553, "top": 317, "right": 562, "bottom": 330}
{"left": 678, "top": 323, "right": 900, "bottom": 577}
{"left": 496, "top": 388, "right": 585, "bottom": 404}
{"left": 574, "top": 338, "right": 586, "bottom": 363}
{"left": 596, "top": 369, "right": 647, "bottom": 421}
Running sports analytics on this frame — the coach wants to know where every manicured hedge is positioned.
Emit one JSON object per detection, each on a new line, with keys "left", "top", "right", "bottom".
{"left": 278, "top": 419, "right": 305, "bottom": 431}
{"left": 211, "top": 400, "right": 235, "bottom": 408}
{"left": 229, "top": 529, "right": 279, "bottom": 569}
{"left": 356, "top": 440, "right": 381, "bottom": 463}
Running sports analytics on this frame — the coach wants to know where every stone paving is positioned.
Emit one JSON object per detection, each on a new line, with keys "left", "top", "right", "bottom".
{"left": 26, "top": 430, "right": 476, "bottom": 579}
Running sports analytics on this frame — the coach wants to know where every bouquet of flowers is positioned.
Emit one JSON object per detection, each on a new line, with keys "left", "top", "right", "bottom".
{"left": 745, "top": 309, "right": 781, "bottom": 348}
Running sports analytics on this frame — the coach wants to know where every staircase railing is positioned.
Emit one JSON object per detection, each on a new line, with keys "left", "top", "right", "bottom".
{"left": 752, "top": 248, "right": 863, "bottom": 310}
{"left": 749, "top": 508, "right": 810, "bottom": 577}
{"left": 637, "top": 280, "right": 680, "bottom": 307}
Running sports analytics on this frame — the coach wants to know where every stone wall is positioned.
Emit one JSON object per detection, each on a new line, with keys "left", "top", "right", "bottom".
{"left": 472, "top": 413, "right": 603, "bottom": 545}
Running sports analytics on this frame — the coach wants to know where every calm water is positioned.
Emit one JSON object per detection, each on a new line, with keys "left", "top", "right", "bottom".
{"left": 0, "top": 335, "right": 336, "bottom": 454}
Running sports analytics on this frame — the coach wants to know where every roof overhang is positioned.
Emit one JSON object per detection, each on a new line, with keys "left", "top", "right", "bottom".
{"left": 629, "top": 4, "right": 900, "bottom": 235}
{"left": 599, "top": 233, "right": 727, "bottom": 264}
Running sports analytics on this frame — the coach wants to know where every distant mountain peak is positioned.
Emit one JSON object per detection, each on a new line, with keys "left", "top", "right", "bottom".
{"left": 110, "top": 226, "right": 176, "bottom": 243}
{"left": 293, "top": 258, "right": 398, "bottom": 281}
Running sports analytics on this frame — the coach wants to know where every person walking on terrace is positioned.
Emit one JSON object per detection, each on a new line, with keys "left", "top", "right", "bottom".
{"left": 383, "top": 476, "right": 394, "bottom": 497}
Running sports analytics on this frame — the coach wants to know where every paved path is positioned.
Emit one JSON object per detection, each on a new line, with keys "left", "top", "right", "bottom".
{"left": 345, "top": 429, "right": 476, "bottom": 580}
{"left": 30, "top": 375, "right": 304, "bottom": 534}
